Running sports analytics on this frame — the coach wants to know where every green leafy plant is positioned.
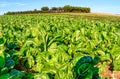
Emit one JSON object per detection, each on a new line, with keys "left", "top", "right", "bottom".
{"left": 73, "top": 56, "right": 100, "bottom": 79}
{"left": 0, "top": 42, "right": 25, "bottom": 79}
{"left": 0, "top": 14, "right": 120, "bottom": 79}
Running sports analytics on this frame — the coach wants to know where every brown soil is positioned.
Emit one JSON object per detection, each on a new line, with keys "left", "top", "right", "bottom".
{"left": 60, "top": 12, "right": 118, "bottom": 16}
{"left": 91, "top": 12, "right": 117, "bottom": 16}
{"left": 14, "top": 58, "right": 35, "bottom": 73}
{"left": 100, "top": 65, "right": 120, "bottom": 79}
{"left": 113, "top": 71, "right": 120, "bottom": 79}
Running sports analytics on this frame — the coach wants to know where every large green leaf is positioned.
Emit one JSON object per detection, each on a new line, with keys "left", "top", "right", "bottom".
{"left": 0, "top": 51, "right": 5, "bottom": 69}
{"left": 34, "top": 73, "right": 49, "bottom": 79}
{"left": 0, "top": 74, "right": 10, "bottom": 79}
{"left": 9, "top": 69, "right": 25, "bottom": 79}
{"left": 0, "top": 38, "right": 4, "bottom": 45}
{"left": 5, "top": 58, "right": 15, "bottom": 68}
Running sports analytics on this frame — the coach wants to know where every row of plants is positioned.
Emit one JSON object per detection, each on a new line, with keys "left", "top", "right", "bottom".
{"left": 0, "top": 15, "right": 120, "bottom": 79}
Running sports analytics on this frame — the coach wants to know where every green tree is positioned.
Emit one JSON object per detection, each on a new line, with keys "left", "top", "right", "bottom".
{"left": 41, "top": 6, "right": 49, "bottom": 12}
{"left": 58, "top": 7, "right": 63, "bottom": 12}
{"left": 63, "top": 5, "right": 72, "bottom": 12}
{"left": 51, "top": 7, "right": 58, "bottom": 12}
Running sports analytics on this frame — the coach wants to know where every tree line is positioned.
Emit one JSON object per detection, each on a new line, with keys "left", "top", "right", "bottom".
{"left": 4, "top": 5, "right": 91, "bottom": 15}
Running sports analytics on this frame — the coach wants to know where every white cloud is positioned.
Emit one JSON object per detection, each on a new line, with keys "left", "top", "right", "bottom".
{"left": 0, "top": 2, "right": 27, "bottom": 7}
{"left": 14, "top": 3, "right": 27, "bottom": 6}
{"left": 0, "top": 2, "right": 9, "bottom": 7}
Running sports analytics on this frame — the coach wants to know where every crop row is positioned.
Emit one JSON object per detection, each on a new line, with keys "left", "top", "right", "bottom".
{"left": 0, "top": 15, "right": 120, "bottom": 79}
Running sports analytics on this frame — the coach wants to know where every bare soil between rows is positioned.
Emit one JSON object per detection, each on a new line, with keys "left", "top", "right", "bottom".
{"left": 100, "top": 65, "right": 120, "bottom": 79}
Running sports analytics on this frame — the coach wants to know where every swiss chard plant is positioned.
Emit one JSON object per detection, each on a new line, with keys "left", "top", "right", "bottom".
{"left": 73, "top": 56, "right": 100, "bottom": 79}
{"left": 0, "top": 15, "right": 120, "bottom": 79}
{"left": 0, "top": 39, "right": 25, "bottom": 79}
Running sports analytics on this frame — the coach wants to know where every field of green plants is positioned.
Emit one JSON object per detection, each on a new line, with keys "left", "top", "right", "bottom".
{"left": 0, "top": 14, "right": 120, "bottom": 79}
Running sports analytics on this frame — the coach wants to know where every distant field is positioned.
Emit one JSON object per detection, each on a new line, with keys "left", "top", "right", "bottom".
{"left": 61, "top": 12, "right": 120, "bottom": 22}
{"left": 58, "top": 12, "right": 117, "bottom": 16}
{"left": 35, "top": 12, "right": 120, "bottom": 22}
{"left": 3, "top": 12, "right": 120, "bottom": 23}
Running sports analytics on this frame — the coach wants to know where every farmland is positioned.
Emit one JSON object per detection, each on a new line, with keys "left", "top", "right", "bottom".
{"left": 0, "top": 14, "right": 120, "bottom": 79}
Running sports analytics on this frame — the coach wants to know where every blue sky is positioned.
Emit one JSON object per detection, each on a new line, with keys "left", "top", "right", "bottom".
{"left": 0, "top": 0, "right": 120, "bottom": 15}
